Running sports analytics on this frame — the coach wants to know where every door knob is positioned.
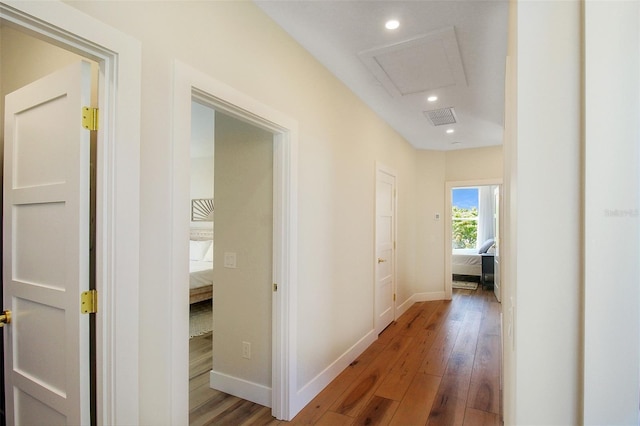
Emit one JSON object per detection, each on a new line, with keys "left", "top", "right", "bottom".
{"left": 377, "top": 258, "right": 386, "bottom": 264}
{"left": 0, "top": 310, "right": 11, "bottom": 327}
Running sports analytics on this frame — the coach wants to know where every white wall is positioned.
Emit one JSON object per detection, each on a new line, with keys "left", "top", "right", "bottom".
{"left": 413, "top": 151, "right": 446, "bottom": 300}
{"left": 190, "top": 156, "right": 214, "bottom": 228}
{"left": 64, "top": 2, "right": 420, "bottom": 421}
{"left": 413, "top": 146, "right": 503, "bottom": 301}
{"left": 0, "top": 26, "right": 81, "bottom": 95}
{"left": 502, "top": 2, "right": 518, "bottom": 423}
{"left": 514, "top": 2, "right": 582, "bottom": 423}
{"left": 212, "top": 112, "right": 273, "bottom": 392}
{"left": 445, "top": 146, "right": 503, "bottom": 182}
{"left": 190, "top": 101, "right": 214, "bottom": 232}
{"left": 583, "top": 1, "right": 639, "bottom": 424}
{"left": 190, "top": 157, "right": 213, "bottom": 203}
{"left": 6, "top": 3, "right": 505, "bottom": 422}
{"left": 504, "top": 0, "right": 640, "bottom": 424}
{"left": 0, "top": 25, "right": 85, "bottom": 150}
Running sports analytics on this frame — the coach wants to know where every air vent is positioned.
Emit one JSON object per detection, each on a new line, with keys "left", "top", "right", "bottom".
{"left": 358, "top": 27, "right": 467, "bottom": 98}
{"left": 424, "top": 107, "right": 457, "bottom": 126}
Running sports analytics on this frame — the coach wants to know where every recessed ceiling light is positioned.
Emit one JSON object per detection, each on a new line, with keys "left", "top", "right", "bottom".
{"left": 427, "top": 95, "right": 438, "bottom": 102}
{"left": 446, "top": 129, "right": 455, "bottom": 134}
{"left": 385, "top": 20, "right": 400, "bottom": 30}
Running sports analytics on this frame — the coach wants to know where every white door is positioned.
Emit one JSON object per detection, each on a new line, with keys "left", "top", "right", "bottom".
{"left": 3, "top": 61, "right": 92, "bottom": 425}
{"left": 375, "top": 167, "right": 396, "bottom": 334}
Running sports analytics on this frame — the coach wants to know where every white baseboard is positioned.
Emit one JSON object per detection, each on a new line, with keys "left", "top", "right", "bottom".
{"left": 209, "top": 370, "right": 272, "bottom": 407}
{"left": 396, "top": 295, "right": 416, "bottom": 318}
{"left": 289, "top": 290, "right": 446, "bottom": 417}
{"left": 396, "top": 291, "right": 446, "bottom": 318}
{"left": 413, "top": 291, "right": 446, "bottom": 302}
{"left": 292, "top": 329, "right": 377, "bottom": 415}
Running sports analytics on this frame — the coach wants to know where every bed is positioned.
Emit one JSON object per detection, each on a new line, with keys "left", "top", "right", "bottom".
{"left": 452, "top": 248, "right": 482, "bottom": 277}
{"left": 452, "top": 239, "right": 494, "bottom": 279}
{"left": 190, "top": 229, "right": 213, "bottom": 304}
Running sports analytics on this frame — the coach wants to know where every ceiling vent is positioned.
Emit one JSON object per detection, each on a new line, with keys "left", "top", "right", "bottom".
{"left": 358, "top": 26, "right": 467, "bottom": 98}
{"left": 424, "top": 107, "right": 457, "bottom": 126}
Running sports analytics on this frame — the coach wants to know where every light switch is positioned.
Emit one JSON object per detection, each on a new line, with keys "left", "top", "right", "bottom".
{"left": 224, "top": 252, "right": 237, "bottom": 268}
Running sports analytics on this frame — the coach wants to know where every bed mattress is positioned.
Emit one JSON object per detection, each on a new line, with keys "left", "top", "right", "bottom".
{"left": 452, "top": 248, "right": 481, "bottom": 276}
{"left": 190, "top": 260, "right": 213, "bottom": 289}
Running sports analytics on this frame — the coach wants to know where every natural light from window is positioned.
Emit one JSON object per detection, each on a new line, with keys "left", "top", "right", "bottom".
{"left": 452, "top": 187, "right": 479, "bottom": 249}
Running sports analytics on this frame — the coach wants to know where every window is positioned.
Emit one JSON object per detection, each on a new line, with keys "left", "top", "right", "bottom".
{"left": 452, "top": 188, "right": 478, "bottom": 249}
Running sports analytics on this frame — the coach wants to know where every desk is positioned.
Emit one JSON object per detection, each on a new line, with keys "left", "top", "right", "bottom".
{"left": 481, "top": 254, "right": 494, "bottom": 289}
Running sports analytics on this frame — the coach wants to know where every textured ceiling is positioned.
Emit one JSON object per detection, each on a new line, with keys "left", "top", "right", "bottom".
{"left": 255, "top": 0, "right": 509, "bottom": 151}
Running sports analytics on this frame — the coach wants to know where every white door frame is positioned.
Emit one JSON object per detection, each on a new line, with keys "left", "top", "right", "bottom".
{"left": 171, "top": 61, "right": 298, "bottom": 421}
{"left": 444, "top": 178, "right": 502, "bottom": 300}
{"left": 0, "top": 2, "right": 141, "bottom": 424}
{"left": 374, "top": 162, "right": 397, "bottom": 332}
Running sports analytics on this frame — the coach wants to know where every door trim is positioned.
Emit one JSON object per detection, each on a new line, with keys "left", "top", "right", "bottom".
{"left": 171, "top": 61, "right": 298, "bottom": 421}
{"left": 444, "top": 178, "right": 502, "bottom": 300}
{"left": 0, "top": 2, "right": 141, "bottom": 424}
{"left": 374, "top": 162, "right": 397, "bottom": 334}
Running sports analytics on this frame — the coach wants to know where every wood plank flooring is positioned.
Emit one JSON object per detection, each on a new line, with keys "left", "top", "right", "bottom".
{"left": 190, "top": 333, "right": 280, "bottom": 425}
{"left": 189, "top": 287, "right": 502, "bottom": 425}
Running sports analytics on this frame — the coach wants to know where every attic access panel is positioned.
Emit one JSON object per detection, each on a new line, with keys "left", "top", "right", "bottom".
{"left": 359, "top": 26, "right": 467, "bottom": 98}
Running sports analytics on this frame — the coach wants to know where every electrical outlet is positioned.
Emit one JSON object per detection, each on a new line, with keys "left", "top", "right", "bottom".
{"left": 242, "top": 341, "right": 251, "bottom": 359}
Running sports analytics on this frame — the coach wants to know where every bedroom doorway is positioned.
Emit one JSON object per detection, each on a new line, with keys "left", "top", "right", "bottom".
{"left": 188, "top": 101, "right": 275, "bottom": 421}
{"left": 444, "top": 180, "right": 502, "bottom": 301}
{"left": 0, "top": 4, "right": 141, "bottom": 424}
{"left": 188, "top": 100, "right": 215, "bottom": 416}
{"left": 173, "top": 61, "right": 298, "bottom": 421}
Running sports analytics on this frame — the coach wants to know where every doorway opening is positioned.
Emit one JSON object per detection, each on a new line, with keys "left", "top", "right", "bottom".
{"left": 445, "top": 180, "right": 502, "bottom": 302}
{"left": 188, "top": 102, "right": 275, "bottom": 423}
{"left": 172, "top": 61, "right": 298, "bottom": 421}
{"left": 0, "top": 2, "right": 141, "bottom": 424}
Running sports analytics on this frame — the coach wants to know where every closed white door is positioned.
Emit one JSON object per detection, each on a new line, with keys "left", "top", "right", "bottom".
{"left": 3, "top": 61, "right": 92, "bottom": 425}
{"left": 375, "top": 167, "right": 396, "bottom": 334}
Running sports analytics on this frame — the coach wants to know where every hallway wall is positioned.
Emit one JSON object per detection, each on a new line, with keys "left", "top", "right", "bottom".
{"left": 61, "top": 1, "right": 504, "bottom": 422}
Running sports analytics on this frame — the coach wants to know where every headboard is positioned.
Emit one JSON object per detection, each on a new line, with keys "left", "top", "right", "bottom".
{"left": 190, "top": 228, "right": 214, "bottom": 241}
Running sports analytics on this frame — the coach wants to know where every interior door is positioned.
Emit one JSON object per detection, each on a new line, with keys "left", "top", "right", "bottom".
{"left": 3, "top": 61, "right": 92, "bottom": 425}
{"left": 375, "top": 167, "right": 396, "bottom": 334}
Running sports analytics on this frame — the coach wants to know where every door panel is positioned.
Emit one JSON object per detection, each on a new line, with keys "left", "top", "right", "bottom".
{"left": 3, "top": 61, "right": 91, "bottom": 425}
{"left": 375, "top": 168, "right": 396, "bottom": 334}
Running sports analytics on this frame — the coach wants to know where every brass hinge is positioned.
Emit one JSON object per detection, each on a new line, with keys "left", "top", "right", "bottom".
{"left": 393, "top": 293, "right": 396, "bottom": 302}
{"left": 273, "top": 283, "right": 278, "bottom": 292}
{"left": 82, "top": 107, "right": 99, "bottom": 131}
{"left": 81, "top": 289, "right": 98, "bottom": 314}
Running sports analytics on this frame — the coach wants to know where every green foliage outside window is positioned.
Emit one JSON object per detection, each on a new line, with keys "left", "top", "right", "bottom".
{"left": 452, "top": 206, "right": 478, "bottom": 249}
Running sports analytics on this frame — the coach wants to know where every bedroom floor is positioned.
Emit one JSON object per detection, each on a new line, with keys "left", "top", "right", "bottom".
{"left": 189, "top": 287, "right": 502, "bottom": 425}
{"left": 189, "top": 331, "right": 277, "bottom": 425}
{"left": 190, "top": 300, "right": 213, "bottom": 338}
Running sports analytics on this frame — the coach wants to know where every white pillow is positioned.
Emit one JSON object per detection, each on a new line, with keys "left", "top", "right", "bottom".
{"left": 204, "top": 243, "right": 213, "bottom": 262}
{"left": 190, "top": 240, "right": 212, "bottom": 261}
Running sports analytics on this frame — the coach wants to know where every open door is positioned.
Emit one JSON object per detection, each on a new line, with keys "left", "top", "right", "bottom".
{"left": 375, "top": 166, "right": 396, "bottom": 334}
{"left": 3, "top": 61, "right": 92, "bottom": 425}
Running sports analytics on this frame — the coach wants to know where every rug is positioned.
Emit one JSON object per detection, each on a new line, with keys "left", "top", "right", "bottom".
{"left": 190, "top": 299, "right": 213, "bottom": 338}
{"left": 452, "top": 281, "right": 478, "bottom": 290}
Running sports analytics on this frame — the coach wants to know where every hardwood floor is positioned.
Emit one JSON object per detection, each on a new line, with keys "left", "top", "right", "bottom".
{"left": 190, "top": 332, "right": 281, "bottom": 426}
{"left": 189, "top": 287, "right": 502, "bottom": 425}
